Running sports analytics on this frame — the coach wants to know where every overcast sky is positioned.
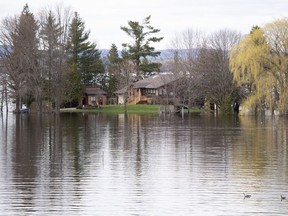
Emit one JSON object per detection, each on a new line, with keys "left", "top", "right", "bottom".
{"left": 0, "top": 0, "right": 287, "bottom": 49}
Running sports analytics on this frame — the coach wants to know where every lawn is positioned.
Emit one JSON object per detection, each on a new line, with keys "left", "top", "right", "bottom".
{"left": 60, "top": 104, "right": 203, "bottom": 115}
{"left": 61, "top": 104, "right": 161, "bottom": 114}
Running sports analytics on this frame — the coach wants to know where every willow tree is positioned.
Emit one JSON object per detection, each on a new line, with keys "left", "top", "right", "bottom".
{"left": 230, "top": 18, "right": 288, "bottom": 115}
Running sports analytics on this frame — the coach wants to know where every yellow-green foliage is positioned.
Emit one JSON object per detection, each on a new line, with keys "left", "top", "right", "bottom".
{"left": 230, "top": 18, "right": 288, "bottom": 114}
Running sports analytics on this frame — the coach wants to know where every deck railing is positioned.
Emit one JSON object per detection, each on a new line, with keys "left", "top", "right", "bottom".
{"left": 128, "top": 96, "right": 148, "bottom": 104}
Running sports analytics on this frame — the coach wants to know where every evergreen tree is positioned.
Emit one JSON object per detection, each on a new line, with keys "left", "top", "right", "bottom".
{"left": 67, "top": 12, "right": 104, "bottom": 85}
{"left": 139, "top": 57, "right": 161, "bottom": 74}
{"left": 64, "top": 63, "right": 83, "bottom": 107}
{"left": 108, "top": 43, "right": 120, "bottom": 65}
{"left": 121, "top": 15, "right": 163, "bottom": 76}
{"left": 65, "top": 12, "right": 104, "bottom": 105}
{"left": 105, "top": 43, "right": 120, "bottom": 98}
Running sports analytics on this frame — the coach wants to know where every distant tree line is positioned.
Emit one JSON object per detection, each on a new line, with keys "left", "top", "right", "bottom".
{"left": 0, "top": 3, "right": 287, "bottom": 115}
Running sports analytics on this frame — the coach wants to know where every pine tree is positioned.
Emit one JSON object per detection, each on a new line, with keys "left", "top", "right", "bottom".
{"left": 108, "top": 43, "right": 120, "bottom": 65}
{"left": 67, "top": 12, "right": 104, "bottom": 86}
{"left": 65, "top": 12, "right": 104, "bottom": 106}
{"left": 64, "top": 63, "right": 83, "bottom": 107}
{"left": 121, "top": 15, "right": 163, "bottom": 76}
{"left": 105, "top": 43, "right": 120, "bottom": 98}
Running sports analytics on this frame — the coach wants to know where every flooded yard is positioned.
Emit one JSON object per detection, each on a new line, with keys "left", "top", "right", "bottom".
{"left": 0, "top": 113, "right": 288, "bottom": 215}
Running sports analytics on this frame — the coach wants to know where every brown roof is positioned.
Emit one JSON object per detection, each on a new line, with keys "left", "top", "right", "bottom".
{"left": 84, "top": 87, "right": 107, "bottom": 95}
{"left": 114, "top": 86, "right": 128, "bottom": 94}
{"left": 114, "top": 73, "right": 181, "bottom": 94}
{"left": 133, "top": 73, "right": 180, "bottom": 89}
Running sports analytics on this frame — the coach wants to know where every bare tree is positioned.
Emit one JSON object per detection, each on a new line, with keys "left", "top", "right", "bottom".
{"left": 18, "top": 5, "right": 40, "bottom": 112}
{"left": 0, "top": 61, "right": 9, "bottom": 112}
{"left": 195, "top": 29, "right": 242, "bottom": 112}
{"left": 38, "top": 5, "right": 72, "bottom": 113}
{"left": 116, "top": 57, "right": 136, "bottom": 114}
{"left": 107, "top": 45, "right": 137, "bottom": 113}
{"left": 169, "top": 28, "right": 206, "bottom": 107}
{"left": 169, "top": 28, "right": 241, "bottom": 112}
{"left": 0, "top": 16, "right": 25, "bottom": 112}
{"left": 0, "top": 5, "right": 39, "bottom": 113}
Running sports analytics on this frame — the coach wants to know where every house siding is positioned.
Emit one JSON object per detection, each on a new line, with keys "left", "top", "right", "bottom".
{"left": 82, "top": 87, "right": 107, "bottom": 106}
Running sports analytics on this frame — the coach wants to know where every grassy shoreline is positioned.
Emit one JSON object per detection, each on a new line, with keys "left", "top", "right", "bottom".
{"left": 61, "top": 104, "right": 161, "bottom": 114}
{"left": 60, "top": 104, "right": 202, "bottom": 115}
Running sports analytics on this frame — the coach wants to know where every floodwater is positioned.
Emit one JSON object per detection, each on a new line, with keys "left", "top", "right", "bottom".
{"left": 0, "top": 112, "right": 288, "bottom": 215}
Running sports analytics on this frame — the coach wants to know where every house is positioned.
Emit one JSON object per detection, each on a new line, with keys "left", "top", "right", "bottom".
{"left": 81, "top": 86, "right": 107, "bottom": 107}
{"left": 114, "top": 86, "right": 129, "bottom": 104}
{"left": 115, "top": 73, "right": 181, "bottom": 105}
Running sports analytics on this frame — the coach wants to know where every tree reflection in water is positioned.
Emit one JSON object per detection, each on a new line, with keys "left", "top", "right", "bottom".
{"left": 0, "top": 113, "right": 287, "bottom": 215}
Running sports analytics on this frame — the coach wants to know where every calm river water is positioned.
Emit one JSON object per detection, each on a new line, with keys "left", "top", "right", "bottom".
{"left": 0, "top": 112, "right": 288, "bottom": 215}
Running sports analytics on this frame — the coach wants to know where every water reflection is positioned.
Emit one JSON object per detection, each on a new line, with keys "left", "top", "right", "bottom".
{"left": 0, "top": 113, "right": 288, "bottom": 215}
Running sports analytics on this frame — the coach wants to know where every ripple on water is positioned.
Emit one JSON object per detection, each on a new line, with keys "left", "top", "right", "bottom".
{"left": 0, "top": 114, "right": 288, "bottom": 215}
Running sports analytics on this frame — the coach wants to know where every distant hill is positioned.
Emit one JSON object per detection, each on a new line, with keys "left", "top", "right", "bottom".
{"left": 100, "top": 49, "right": 175, "bottom": 61}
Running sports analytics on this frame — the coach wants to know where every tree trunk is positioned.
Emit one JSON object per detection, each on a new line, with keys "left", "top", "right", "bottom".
{"left": 0, "top": 90, "right": 3, "bottom": 112}
{"left": 15, "top": 96, "right": 20, "bottom": 113}
{"left": 55, "top": 96, "right": 61, "bottom": 114}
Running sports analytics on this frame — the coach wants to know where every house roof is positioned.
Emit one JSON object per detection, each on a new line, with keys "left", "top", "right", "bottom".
{"left": 114, "top": 73, "right": 181, "bottom": 95}
{"left": 114, "top": 86, "right": 128, "bottom": 94}
{"left": 133, "top": 73, "right": 180, "bottom": 89}
{"left": 84, "top": 87, "right": 107, "bottom": 95}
